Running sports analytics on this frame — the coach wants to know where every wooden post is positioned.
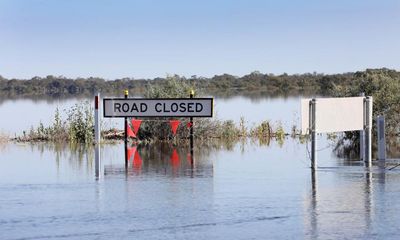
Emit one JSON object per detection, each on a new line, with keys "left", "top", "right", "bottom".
{"left": 124, "top": 89, "right": 129, "bottom": 168}
{"left": 190, "top": 90, "right": 194, "bottom": 166}
{"left": 310, "top": 99, "right": 317, "bottom": 171}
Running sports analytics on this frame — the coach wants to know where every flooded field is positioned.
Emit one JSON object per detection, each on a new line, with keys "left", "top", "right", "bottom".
{"left": 1, "top": 97, "right": 400, "bottom": 239}
{"left": 0, "top": 96, "right": 301, "bottom": 135}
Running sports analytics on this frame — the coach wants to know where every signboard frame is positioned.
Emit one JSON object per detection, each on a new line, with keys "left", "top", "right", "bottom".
{"left": 103, "top": 97, "right": 214, "bottom": 118}
{"left": 301, "top": 96, "right": 373, "bottom": 169}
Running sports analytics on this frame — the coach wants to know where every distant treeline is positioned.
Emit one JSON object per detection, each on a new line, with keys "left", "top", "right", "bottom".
{"left": 0, "top": 68, "right": 399, "bottom": 98}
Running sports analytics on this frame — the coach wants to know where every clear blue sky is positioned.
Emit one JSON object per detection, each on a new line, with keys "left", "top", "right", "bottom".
{"left": 0, "top": 0, "right": 399, "bottom": 79}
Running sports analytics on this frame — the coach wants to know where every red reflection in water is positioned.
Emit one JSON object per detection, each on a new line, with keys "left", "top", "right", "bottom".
{"left": 127, "top": 146, "right": 137, "bottom": 162}
{"left": 133, "top": 150, "right": 142, "bottom": 170}
{"left": 127, "top": 146, "right": 142, "bottom": 171}
{"left": 170, "top": 149, "right": 180, "bottom": 168}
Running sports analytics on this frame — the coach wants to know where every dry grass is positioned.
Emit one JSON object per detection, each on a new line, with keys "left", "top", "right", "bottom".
{"left": 0, "top": 132, "right": 9, "bottom": 143}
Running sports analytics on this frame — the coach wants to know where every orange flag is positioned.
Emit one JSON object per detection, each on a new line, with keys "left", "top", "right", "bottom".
{"left": 131, "top": 119, "right": 142, "bottom": 136}
{"left": 170, "top": 120, "right": 180, "bottom": 136}
{"left": 127, "top": 122, "right": 136, "bottom": 138}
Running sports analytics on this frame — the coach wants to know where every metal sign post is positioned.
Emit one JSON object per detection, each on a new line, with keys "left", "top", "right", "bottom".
{"left": 377, "top": 115, "right": 386, "bottom": 161}
{"left": 94, "top": 92, "right": 101, "bottom": 179}
{"left": 124, "top": 90, "right": 129, "bottom": 168}
{"left": 309, "top": 99, "right": 317, "bottom": 171}
{"left": 359, "top": 93, "right": 365, "bottom": 161}
{"left": 189, "top": 90, "right": 195, "bottom": 167}
{"left": 364, "top": 96, "right": 373, "bottom": 167}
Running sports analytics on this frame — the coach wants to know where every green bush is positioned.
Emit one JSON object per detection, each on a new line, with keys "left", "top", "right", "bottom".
{"left": 24, "top": 101, "right": 94, "bottom": 143}
{"left": 67, "top": 101, "right": 94, "bottom": 143}
{"left": 333, "top": 68, "right": 400, "bottom": 156}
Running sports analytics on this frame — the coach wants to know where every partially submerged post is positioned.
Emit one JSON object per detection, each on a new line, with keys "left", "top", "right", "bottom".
{"left": 189, "top": 89, "right": 195, "bottom": 166}
{"left": 377, "top": 115, "right": 386, "bottom": 161}
{"left": 310, "top": 99, "right": 317, "bottom": 171}
{"left": 364, "top": 96, "right": 373, "bottom": 166}
{"left": 94, "top": 92, "right": 101, "bottom": 178}
{"left": 124, "top": 89, "right": 129, "bottom": 168}
{"left": 359, "top": 93, "right": 365, "bottom": 161}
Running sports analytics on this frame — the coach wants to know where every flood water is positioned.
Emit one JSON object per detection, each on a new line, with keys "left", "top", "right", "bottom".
{"left": 1, "top": 96, "right": 400, "bottom": 239}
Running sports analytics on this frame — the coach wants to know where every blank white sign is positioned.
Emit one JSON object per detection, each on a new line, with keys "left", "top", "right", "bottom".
{"left": 301, "top": 97, "right": 364, "bottom": 134}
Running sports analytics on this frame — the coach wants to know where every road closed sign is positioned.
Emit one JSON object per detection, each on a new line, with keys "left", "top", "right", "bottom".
{"left": 103, "top": 98, "right": 213, "bottom": 118}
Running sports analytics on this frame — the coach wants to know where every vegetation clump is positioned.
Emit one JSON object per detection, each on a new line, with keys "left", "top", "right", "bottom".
{"left": 331, "top": 68, "right": 400, "bottom": 156}
{"left": 19, "top": 101, "right": 94, "bottom": 143}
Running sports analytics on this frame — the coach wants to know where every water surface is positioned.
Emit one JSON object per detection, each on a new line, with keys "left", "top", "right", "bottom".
{"left": 1, "top": 138, "right": 400, "bottom": 239}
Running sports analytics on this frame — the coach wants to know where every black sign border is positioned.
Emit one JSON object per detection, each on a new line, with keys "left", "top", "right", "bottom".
{"left": 103, "top": 97, "right": 214, "bottom": 118}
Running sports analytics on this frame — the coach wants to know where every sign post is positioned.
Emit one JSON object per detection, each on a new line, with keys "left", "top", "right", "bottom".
{"left": 94, "top": 92, "right": 101, "bottom": 179}
{"left": 310, "top": 99, "right": 317, "bottom": 170}
{"left": 359, "top": 93, "right": 365, "bottom": 161}
{"left": 364, "top": 96, "right": 373, "bottom": 166}
{"left": 124, "top": 90, "right": 129, "bottom": 168}
{"left": 377, "top": 115, "right": 386, "bottom": 161}
{"left": 189, "top": 90, "right": 195, "bottom": 167}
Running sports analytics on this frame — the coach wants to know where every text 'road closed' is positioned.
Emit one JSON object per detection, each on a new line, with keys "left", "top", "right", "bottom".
{"left": 103, "top": 98, "right": 213, "bottom": 118}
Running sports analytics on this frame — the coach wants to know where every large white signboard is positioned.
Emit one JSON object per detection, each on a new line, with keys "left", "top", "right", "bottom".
{"left": 103, "top": 98, "right": 213, "bottom": 117}
{"left": 301, "top": 97, "right": 364, "bottom": 133}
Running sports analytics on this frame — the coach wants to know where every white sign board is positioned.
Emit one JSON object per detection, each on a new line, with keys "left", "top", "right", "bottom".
{"left": 103, "top": 98, "right": 213, "bottom": 117}
{"left": 301, "top": 97, "right": 364, "bottom": 133}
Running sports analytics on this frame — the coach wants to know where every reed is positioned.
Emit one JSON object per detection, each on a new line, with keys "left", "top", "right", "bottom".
{"left": 0, "top": 132, "right": 9, "bottom": 143}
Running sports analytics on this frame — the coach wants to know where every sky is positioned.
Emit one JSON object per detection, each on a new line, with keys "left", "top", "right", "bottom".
{"left": 0, "top": 0, "right": 399, "bottom": 79}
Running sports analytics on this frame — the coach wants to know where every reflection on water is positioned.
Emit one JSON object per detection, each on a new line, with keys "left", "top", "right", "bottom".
{"left": 304, "top": 164, "right": 400, "bottom": 239}
{"left": 105, "top": 142, "right": 213, "bottom": 178}
{"left": 2, "top": 139, "right": 400, "bottom": 239}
